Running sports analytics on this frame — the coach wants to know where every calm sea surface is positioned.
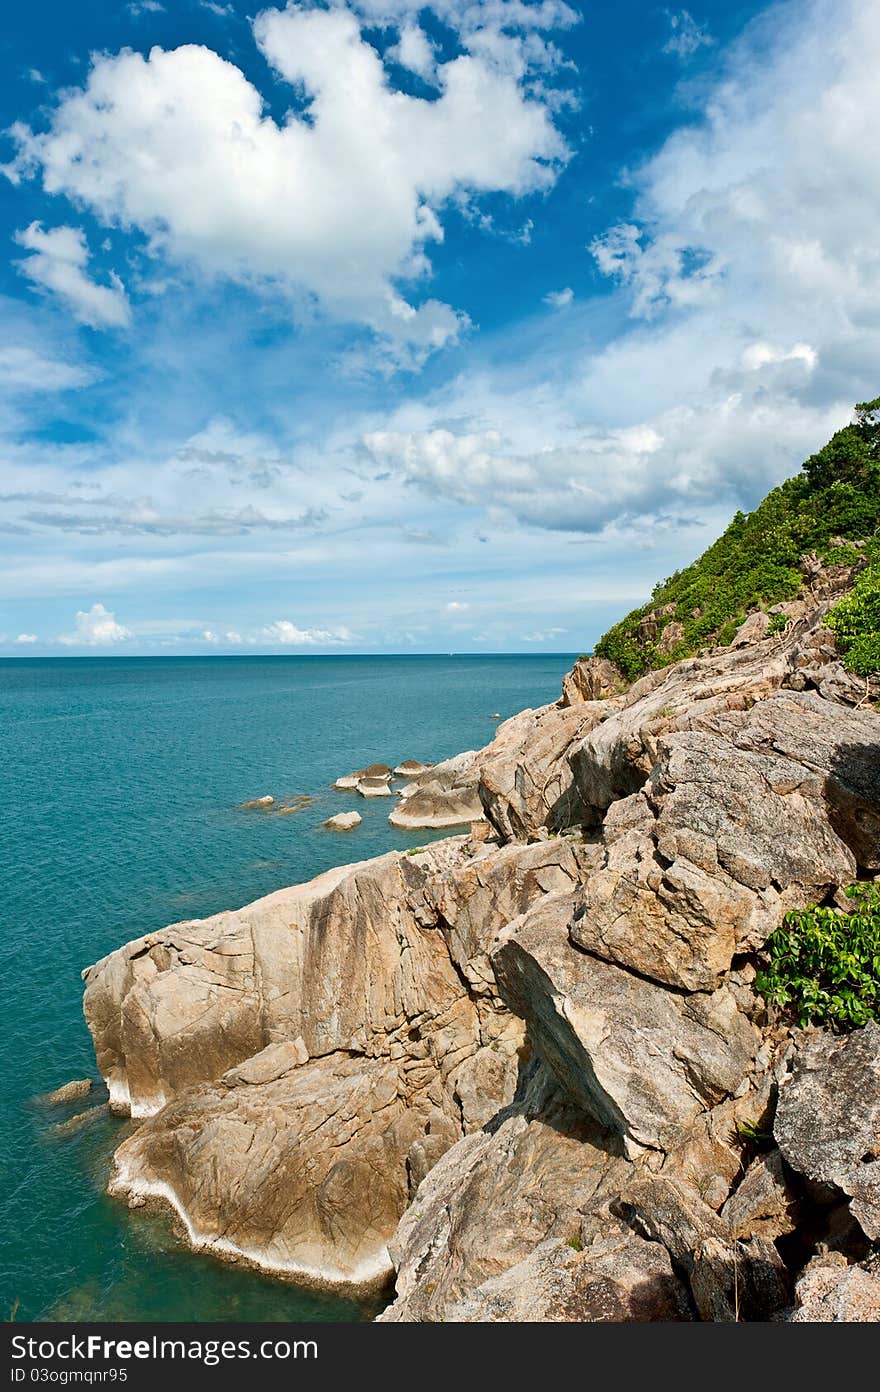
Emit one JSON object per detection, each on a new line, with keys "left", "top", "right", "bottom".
{"left": 0, "top": 654, "right": 574, "bottom": 1321}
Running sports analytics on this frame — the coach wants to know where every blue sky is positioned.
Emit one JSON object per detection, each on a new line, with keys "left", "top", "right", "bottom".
{"left": 0, "top": 0, "right": 878, "bottom": 655}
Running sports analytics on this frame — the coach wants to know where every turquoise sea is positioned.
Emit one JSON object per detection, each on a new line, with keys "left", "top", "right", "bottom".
{"left": 0, "top": 654, "right": 574, "bottom": 1322}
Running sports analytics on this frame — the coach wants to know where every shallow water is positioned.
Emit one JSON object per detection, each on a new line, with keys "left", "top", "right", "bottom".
{"left": 0, "top": 653, "right": 574, "bottom": 1321}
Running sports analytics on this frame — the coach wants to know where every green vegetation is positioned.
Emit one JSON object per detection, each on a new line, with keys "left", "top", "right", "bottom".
{"left": 755, "top": 883, "right": 880, "bottom": 1031}
{"left": 735, "top": 1118, "right": 773, "bottom": 1146}
{"left": 594, "top": 399, "right": 880, "bottom": 681}
{"left": 826, "top": 559, "right": 880, "bottom": 676}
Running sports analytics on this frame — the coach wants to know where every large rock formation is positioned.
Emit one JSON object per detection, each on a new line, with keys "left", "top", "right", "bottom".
{"left": 80, "top": 600, "right": 880, "bottom": 1319}
{"left": 84, "top": 835, "right": 589, "bottom": 1290}
{"left": 379, "top": 1061, "right": 638, "bottom": 1322}
{"left": 476, "top": 702, "right": 611, "bottom": 840}
{"left": 110, "top": 1048, "right": 451, "bottom": 1293}
{"left": 492, "top": 895, "right": 760, "bottom": 1155}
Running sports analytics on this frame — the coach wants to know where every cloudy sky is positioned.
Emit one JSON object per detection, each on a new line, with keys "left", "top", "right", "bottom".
{"left": 0, "top": 0, "right": 878, "bottom": 655}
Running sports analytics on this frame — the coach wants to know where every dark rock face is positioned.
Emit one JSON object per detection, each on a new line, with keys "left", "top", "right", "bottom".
{"left": 617, "top": 1176, "right": 791, "bottom": 1321}
{"left": 774, "top": 1024, "right": 880, "bottom": 1242}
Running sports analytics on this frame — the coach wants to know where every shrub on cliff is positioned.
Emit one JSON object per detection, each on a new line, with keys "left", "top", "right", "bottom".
{"left": 756, "top": 883, "right": 880, "bottom": 1031}
{"left": 826, "top": 554, "right": 880, "bottom": 676}
{"left": 594, "top": 399, "right": 880, "bottom": 681}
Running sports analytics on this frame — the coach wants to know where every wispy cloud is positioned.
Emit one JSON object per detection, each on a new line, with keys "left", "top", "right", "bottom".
{"left": 13, "top": 224, "right": 130, "bottom": 329}
{"left": 543, "top": 286, "right": 573, "bottom": 308}
{"left": 662, "top": 9, "right": 713, "bottom": 60}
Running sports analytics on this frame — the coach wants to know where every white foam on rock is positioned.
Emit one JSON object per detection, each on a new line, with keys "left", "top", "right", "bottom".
{"left": 110, "top": 1164, "right": 394, "bottom": 1293}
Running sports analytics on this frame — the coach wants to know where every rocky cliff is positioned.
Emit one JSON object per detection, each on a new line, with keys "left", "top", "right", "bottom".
{"left": 81, "top": 588, "right": 880, "bottom": 1319}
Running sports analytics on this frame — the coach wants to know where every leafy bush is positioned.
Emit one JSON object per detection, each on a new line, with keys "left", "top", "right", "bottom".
{"left": 755, "top": 884, "right": 880, "bottom": 1030}
{"left": 594, "top": 398, "right": 880, "bottom": 681}
{"left": 826, "top": 556, "right": 880, "bottom": 676}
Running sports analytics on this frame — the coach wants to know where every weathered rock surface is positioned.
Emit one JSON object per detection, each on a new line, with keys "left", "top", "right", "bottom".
{"left": 786, "top": 1252, "right": 880, "bottom": 1322}
{"left": 721, "top": 1148, "right": 799, "bottom": 1241}
{"left": 43, "top": 1078, "right": 93, "bottom": 1106}
{"left": 322, "top": 811, "right": 362, "bottom": 831}
{"left": 492, "top": 896, "right": 759, "bottom": 1155}
{"left": 568, "top": 615, "right": 880, "bottom": 821}
{"left": 445, "top": 1231, "right": 691, "bottom": 1322}
{"left": 617, "top": 1175, "right": 791, "bottom": 1320}
{"left": 420, "top": 836, "right": 598, "bottom": 997}
{"left": 561, "top": 655, "right": 626, "bottom": 706}
{"left": 774, "top": 1023, "right": 880, "bottom": 1241}
{"left": 84, "top": 844, "right": 478, "bottom": 1117}
{"left": 109, "top": 1048, "right": 455, "bottom": 1293}
{"left": 570, "top": 710, "right": 859, "bottom": 991}
{"left": 393, "top": 760, "right": 434, "bottom": 777}
{"left": 477, "top": 702, "right": 612, "bottom": 840}
{"left": 357, "top": 777, "right": 393, "bottom": 798}
{"left": 84, "top": 836, "right": 586, "bottom": 1290}
{"left": 334, "top": 770, "right": 366, "bottom": 790}
{"left": 389, "top": 785, "right": 482, "bottom": 828}
{"left": 379, "top": 1062, "right": 634, "bottom": 1321}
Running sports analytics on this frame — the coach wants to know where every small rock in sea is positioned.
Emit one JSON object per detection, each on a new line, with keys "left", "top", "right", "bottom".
{"left": 277, "top": 795, "right": 314, "bottom": 815}
{"left": 357, "top": 777, "right": 393, "bottom": 798}
{"left": 323, "top": 812, "right": 362, "bottom": 831}
{"left": 239, "top": 795, "right": 274, "bottom": 809}
{"left": 334, "top": 770, "right": 366, "bottom": 789}
{"left": 393, "top": 760, "right": 434, "bottom": 776}
{"left": 491, "top": 713, "right": 502, "bottom": 719}
{"left": 362, "top": 763, "right": 393, "bottom": 779}
{"left": 43, "top": 1078, "right": 92, "bottom": 1106}
{"left": 50, "top": 1104, "right": 106, "bottom": 1136}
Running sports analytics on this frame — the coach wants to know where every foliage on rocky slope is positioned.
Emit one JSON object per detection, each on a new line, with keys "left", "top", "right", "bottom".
{"left": 594, "top": 399, "right": 880, "bottom": 681}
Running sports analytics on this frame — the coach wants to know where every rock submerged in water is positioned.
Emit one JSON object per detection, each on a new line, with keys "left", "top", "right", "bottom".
{"left": 239, "top": 795, "right": 274, "bottom": 809}
{"left": 277, "top": 795, "right": 314, "bottom": 815}
{"left": 44, "top": 1078, "right": 92, "bottom": 1106}
{"left": 323, "top": 811, "right": 362, "bottom": 831}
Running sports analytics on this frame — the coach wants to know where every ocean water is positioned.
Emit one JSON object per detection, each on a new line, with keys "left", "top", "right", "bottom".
{"left": 0, "top": 653, "right": 574, "bottom": 1323}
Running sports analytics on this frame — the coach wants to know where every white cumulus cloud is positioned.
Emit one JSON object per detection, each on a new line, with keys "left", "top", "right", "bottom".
{"left": 59, "top": 602, "right": 133, "bottom": 646}
{"left": 15, "top": 632, "right": 38, "bottom": 644}
{"left": 363, "top": 0, "right": 880, "bottom": 533}
{"left": 5, "top": 5, "right": 570, "bottom": 359}
{"left": 260, "top": 619, "right": 355, "bottom": 646}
